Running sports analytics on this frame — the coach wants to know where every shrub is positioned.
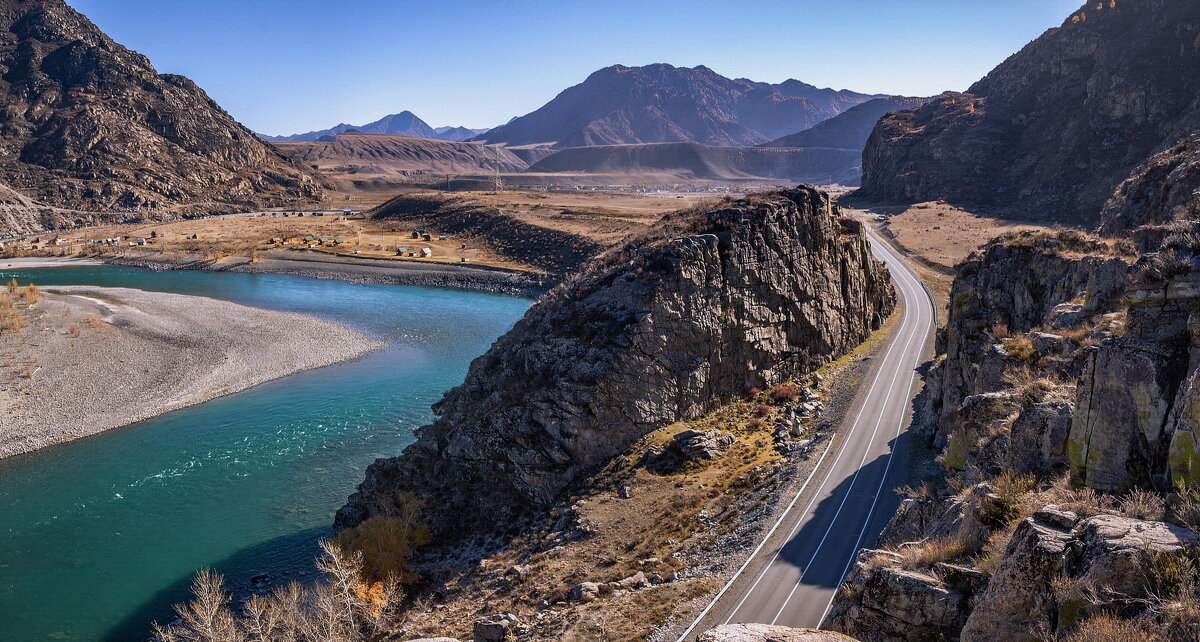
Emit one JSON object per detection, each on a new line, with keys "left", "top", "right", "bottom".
{"left": 22, "top": 283, "right": 39, "bottom": 305}
{"left": 332, "top": 498, "right": 430, "bottom": 584}
{"left": 767, "top": 384, "right": 796, "bottom": 404}
{"left": 1169, "top": 484, "right": 1200, "bottom": 530}
{"left": 754, "top": 404, "right": 771, "bottom": 417}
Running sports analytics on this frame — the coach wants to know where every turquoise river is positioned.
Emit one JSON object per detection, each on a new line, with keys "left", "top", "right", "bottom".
{"left": 0, "top": 265, "right": 532, "bottom": 641}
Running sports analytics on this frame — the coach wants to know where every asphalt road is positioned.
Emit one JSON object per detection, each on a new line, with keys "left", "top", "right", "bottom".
{"left": 679, "top": 228, "right": 936, "bottom": 637}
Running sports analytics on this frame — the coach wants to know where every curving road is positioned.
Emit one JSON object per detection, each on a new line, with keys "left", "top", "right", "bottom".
{"left": 678, "top": 227, "right": 936, "bottom": 638}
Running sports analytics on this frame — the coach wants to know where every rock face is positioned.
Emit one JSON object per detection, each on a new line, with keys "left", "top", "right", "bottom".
{"left": 1101, "top": 134, "right": 1200, "bottom": 234}
{"left": 473, "top": 64, "right": 880, "bottom": 149}
{"left": 0, "top": 0, "right": 322, "bottom": 234}
{"left": 856, "top": 0, "right": 1200, "bottom": 226}
{"left": 698, "top": 624, "right": 857, "bottom": 642}
{"left": 1070, "top": 233, "right": 1200, "bottom": 491}
{"left": 337, "top": 186, "right": 895, "bottom": 536}
{"left": 931, "top": 231, "right": 1130, "bottom": 441}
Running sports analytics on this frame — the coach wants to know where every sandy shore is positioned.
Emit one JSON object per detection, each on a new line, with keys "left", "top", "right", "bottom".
{"left": 105, "top": 249, "right": 552, "bottom": 297}
{"left": 0, "top": 286, "right": 382, "bottom": 458}
{"left": 0, "top": 257, "right": 104, "bottom": 269}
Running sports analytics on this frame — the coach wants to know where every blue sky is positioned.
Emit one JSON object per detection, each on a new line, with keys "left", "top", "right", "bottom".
{"left": 67, "top": 0, "right": 1083, "bottom": 136}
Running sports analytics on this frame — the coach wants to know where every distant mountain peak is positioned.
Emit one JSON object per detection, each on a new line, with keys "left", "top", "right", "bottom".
{"left": 264, "top": 112, "right": 487, "bottom": 143}
{"left": 473, "top": 63, "right": 880, "bottom": 149}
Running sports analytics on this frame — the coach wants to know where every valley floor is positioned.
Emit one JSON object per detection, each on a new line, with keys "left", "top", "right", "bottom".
{"left": 0, "top": 281, "right": 381, "bottom": 458}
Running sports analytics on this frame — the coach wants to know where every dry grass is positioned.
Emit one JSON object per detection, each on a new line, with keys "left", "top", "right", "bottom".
{"left": 1002, "top": 335, "right": 1040, "bottom": 364}
{"left": 1119, "top": 489, "right": 1166, "bottom": 521}
{"left": 1059, "top": 614, "right": 1166, "bottom": 642}
{"left": 893, "top": 537, "right": 971, "bottom": 572}
{"left": 1169, "top": 484, "right": 1200, "bottom": 530}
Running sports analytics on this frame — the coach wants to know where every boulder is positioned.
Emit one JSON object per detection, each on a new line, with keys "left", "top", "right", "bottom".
{"left": 826, "top": 550, "right": 972, "bottom": 642}
{"left": 472, "top": 613, "right": 519, "bottom": 642}
{"left": 959, "top": 516, "right": 1074, "bottom": 642}
{"left": 663, "top": 429, "right": 736, "bottom": 464}
{"left": 567, "top": 581, "right": 602, "bottom": 603}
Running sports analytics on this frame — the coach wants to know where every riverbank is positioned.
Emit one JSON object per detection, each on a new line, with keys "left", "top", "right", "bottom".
{"left": 105, "top": 249, "right": 554, "bottom": 297}
{"left": 0, "top": 285, "right": 382, "bottom": 458}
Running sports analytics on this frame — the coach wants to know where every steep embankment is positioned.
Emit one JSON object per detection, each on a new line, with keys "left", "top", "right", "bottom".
{"left": 828, "top": 227, "right": 1200, "bottom": 642}
{"left": 527, "top": 142, "right": 863, "bottom": 183}
{"left": 273, "top": 133, "right": 528, "bottom": 179}
{"left": 473, "top": 63, "right": 878, "bottom": 148}
{"left": 0, "top": 0, "right": 323, "bottom": 235}
{"left": 855, "top": 0, "right": 1200, "bottom": 227}
{"left": 337, "top": 186, "right": 895, "bottom": 537}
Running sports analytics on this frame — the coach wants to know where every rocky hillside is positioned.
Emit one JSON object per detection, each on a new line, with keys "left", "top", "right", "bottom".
{"left": 338, "top": 187, "right": 895, "bottom": 537}
{"left": 762, "top": 96, "right": 932, "bottom": 151}
{"left": 0, "top": 0, "right": 323, "bottom": 234}
{"left": 272, "top": 133, "right": 528, "bottom": 180}
{"left": 828, "top": 227, "right": 1200, "bottom": 641}
{"left": 472, "top": 64, "right": 879, "bottom": 149}
{"left": 856, "top": 0, "right": 1200, "bottom": 227}
{"left": 527, "top": 142, "right": 863, "bottom": 184}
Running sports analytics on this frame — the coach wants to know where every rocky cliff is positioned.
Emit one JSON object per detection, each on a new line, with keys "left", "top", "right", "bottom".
{"left": 0, "top": 0, "right": 323, "bottom": 234}
{"left": 338, "top": 186, "right": 895, "bottom": 536}
{"left": 828, "top": 226, "right": 1200, "bottom": 641}
{"left": 855, "top": 0, "right": 1200, "bottom": 227}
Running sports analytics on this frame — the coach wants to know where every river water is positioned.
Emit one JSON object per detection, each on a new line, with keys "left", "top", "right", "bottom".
{"left": 0, "top": 266, "right": 531, "bottom": 641}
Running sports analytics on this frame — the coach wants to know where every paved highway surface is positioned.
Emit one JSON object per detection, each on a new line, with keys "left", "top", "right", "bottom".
{"left": 679, "top": 228, "right": 936, "bottom": 638}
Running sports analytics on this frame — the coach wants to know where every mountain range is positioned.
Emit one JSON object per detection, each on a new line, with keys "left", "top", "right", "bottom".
{"left": 470, "top": 64, "right": 882, "bottom": 149}
{"left": 854, "top": 0, "right": 1200, "bottom": 228}
{"left": 261, "top": 111, "right": 488, "bottom": 143}
{"left": 0, "top": 0, "right": 322, "bottom": 234}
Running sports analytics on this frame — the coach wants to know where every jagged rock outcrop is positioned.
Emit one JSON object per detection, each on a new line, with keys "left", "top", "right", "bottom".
{"left": 830, "top": 510, "right": 1200, "bottom": 642}
{"left": 855, "top": 0, "right": 1200, "bottom": 227}
{"left": 930, "top": 231, "right": 1131, "bottom": 441}
{"left": 1101, "top": 135, "right": 1200, "bottom": 235}
{"left": 828, "top": 550, "right": 977, "bottom": 641}
{"left": 337, "top": 186, "right": 895, "bottom": 536}
{"left": 698, "top": 624, "right": 857, "bottom": 642}
{"left": 0, "top": 0, "right": 322, "bottom": 234}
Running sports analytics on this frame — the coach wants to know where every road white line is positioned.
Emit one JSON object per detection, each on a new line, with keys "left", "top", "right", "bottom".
{"left": 673, "top": 235, "right": 917, "bottom": 642}
{"left": 725, "top": 273, "right": 919, "bottom": 625}
{"left": 816, "top": 240, "right": 931, "bottom": 625}
{"left": 766, "top": 249, "right": 924, "bottom": 624}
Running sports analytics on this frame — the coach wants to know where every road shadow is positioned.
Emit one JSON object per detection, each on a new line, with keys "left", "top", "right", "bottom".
{"left": 775, "top": 432, "right": 909, "bottom": 590}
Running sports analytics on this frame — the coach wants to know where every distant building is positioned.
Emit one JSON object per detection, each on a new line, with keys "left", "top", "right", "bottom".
{"left": 420, "top": 247, "right": 433, "bottom": 257}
